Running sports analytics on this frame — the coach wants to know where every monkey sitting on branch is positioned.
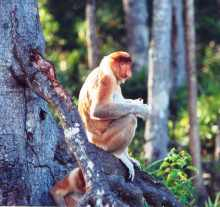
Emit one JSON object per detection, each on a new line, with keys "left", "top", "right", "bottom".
{"left": 50, "top": 51, "right": 149, "bottom": 206}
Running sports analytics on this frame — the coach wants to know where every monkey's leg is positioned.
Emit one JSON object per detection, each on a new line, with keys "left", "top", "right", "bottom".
{"left": 100, "top": 114, "right": 137, "bottom": 152}
{"left": 113, "top": 152, "right": 136, "bottom": 180}
{"left": 50, "top": 168, "right": 85, "bottom": 207}
{"left": 99, "top": 114, "right": 138, "bottom": 180}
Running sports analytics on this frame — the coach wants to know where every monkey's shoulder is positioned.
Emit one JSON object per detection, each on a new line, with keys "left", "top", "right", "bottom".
{"left": 99, "top": 75, "right": 114, "bottom": 89}
{"left": 79, "top": 69, "right": 99, "bottom": 96}
{"left": 87, "top": 69, "right": 115, "bottom": 90}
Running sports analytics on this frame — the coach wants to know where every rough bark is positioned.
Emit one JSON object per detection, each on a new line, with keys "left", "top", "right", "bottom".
{"left": 184, "top": 0, "right": 207, "bottom": 199}
{"left": 86, "top": 0, "right": 99, "bottom": 69}
{"left": 171, "top": 0, "right": 186, "bottom": 90}
{"left": 122, "top": 0, "right": 149, "bottom": 73}
{"left": 0, "top": 1, "right": 72, "bottom": 205}
{"left": 144, "top": 0, "right": 172, "bottom": 161}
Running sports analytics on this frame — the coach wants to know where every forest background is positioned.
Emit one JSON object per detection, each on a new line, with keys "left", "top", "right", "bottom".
{"left": 38, "top": 0, "right": 220, "bottom": 206}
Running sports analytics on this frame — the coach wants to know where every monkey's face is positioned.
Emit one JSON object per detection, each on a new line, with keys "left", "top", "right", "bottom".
{"left": 118, "top": 61, "right": 132, "bottom": 80}
{"left": 110, "top": 51, "right": 132, "bottom": 82}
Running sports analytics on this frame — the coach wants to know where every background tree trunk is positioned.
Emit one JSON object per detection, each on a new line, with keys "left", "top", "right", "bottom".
{"left": 86, "top": 0, "right": 99, "bottom": 69}
{"left": 0, "top": 1, "right": 71, "bottom": 205}
{"left": 169, "top": 0, "right": 186, "bottom": 136}
{"left": 171, "top": 0, "right": 186, "bottom": 90}
{"left": 144, "top": 0, "right": 172, "bottom": 161}
{"left": 215, "top": 135, "right": 220, "bottom": 160}
{"left": 184, "top": 0, "right": 206, "bottom": 198}
{"left": 122, "top": 0, "right": 149, "bottom": 73}
{"left": 215, "top": 122, "right": 220, "bottom": 160}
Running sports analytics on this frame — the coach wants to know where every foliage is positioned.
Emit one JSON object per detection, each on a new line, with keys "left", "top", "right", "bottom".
{"left": 145, "top": 149, "right": 197, "bottom": 206}
{"left": 39, "top": 0, "right": 87, "bottom": 96}
{"left": 196, "top": 0, "right": 220, "bottom": 45}
{"left": 39, "top": 0, "right": 60, "bottom": 47}
{"left": 38, "top": 0, "right": 127, "bottom": 97}
{"left": 168, "top": 2, "right": 220, "bottom": 162}
{"left": 205, "top": 193, "right": 220, "bottom": 207}
{"left": 169, "top": 43, "right": 220, "bottom": 155}
{"left": 96, "top": 0, "right": 125, "bottom": 54}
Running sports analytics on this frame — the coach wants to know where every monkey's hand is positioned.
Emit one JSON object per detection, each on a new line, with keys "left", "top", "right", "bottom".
{"left": 134, "top": 98, "right": 144, "bottom": 104}
{"left": 125, "top": 98, "right": 143, "bottom": 105}
{"left": 134, "top": 103, "right": 150, "bottom": 121}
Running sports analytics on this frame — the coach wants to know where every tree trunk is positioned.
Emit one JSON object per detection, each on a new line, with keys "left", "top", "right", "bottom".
{"left": 171, "top": 0, "right": 186, "bottom": 90}
{"left": 0, "top": 0, "right": 70, "bottom": 205}
{"left": 86, "top": 0, "right": 99, "bottom": 69}
{"left": 122, "top": 0, "right": 149, "bottom": 73}
{"left": 184, "top": 0, "right": 207, "bottom": 199}
{"left": 144, "top": 0, "right": 172, "bottom": 161}
{"left": 215, "top": 133, "right": 220, "bottom": 161}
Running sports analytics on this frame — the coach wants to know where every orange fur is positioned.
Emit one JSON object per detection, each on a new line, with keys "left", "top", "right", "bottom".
{"left": 50, "top": 168, "right": 85, "bottom": 207}
{"left": 64, "top": 195, "right": 77, "bottom": 207}
{"left": 97, "top": 75, "right": 114, "bottom": 104}
{"left": 110, "top": 51, "right": 131, "bottom": 61}
{"left": 77, "top": 51, "right": 137, "bottom": 157}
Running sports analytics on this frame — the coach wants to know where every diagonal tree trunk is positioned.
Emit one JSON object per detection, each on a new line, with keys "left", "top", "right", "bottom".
{"left": 122, "top": 0, "right": 149, "bottom": 73}
{"left": 172, "top": 0, "right": 186, "bottom": 90}
{"left": 144, "top": 0, "right": 172, "bottom": 161}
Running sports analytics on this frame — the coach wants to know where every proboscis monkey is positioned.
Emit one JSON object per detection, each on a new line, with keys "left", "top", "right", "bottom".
{"left": 50, "top": 51, "right": 149, "bottom": 207}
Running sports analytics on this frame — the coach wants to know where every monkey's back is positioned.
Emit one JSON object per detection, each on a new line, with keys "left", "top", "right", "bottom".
{"left": 78, "top": 68, "right": 112, "bottom": 139}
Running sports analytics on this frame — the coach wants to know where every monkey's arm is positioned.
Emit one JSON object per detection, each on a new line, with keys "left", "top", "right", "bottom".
{"left": 90, "top": 76, "right": 149, "bottom": 120}
{"left": 91, "top": 102, "right": 149, "bottom": 120}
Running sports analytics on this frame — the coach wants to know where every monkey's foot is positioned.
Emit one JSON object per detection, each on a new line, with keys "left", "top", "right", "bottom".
{"left": 113, "top": 152, "right": 135, "bottom": 181}
{"left": 129, "top": 156, "right": 141, "bottom": 169}
{"left": 125, "top": 149, "right": 141, "bottom": 168}
{"left": 49, "top": 188, "right": 67, "bottom": 207}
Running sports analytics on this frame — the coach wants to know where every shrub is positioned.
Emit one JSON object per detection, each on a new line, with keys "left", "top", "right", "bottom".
{"left": 145, "top": 149, "right": 197, "bottom": 206}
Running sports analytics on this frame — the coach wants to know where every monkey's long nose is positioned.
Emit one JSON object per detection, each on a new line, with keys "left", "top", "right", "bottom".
{"left": 126, "top": 69, "right": 132, "bottom": 78}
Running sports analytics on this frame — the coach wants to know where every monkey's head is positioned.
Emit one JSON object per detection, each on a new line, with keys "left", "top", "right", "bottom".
{"left": 109, "top": 51, "right": 132, "bottom": 82}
